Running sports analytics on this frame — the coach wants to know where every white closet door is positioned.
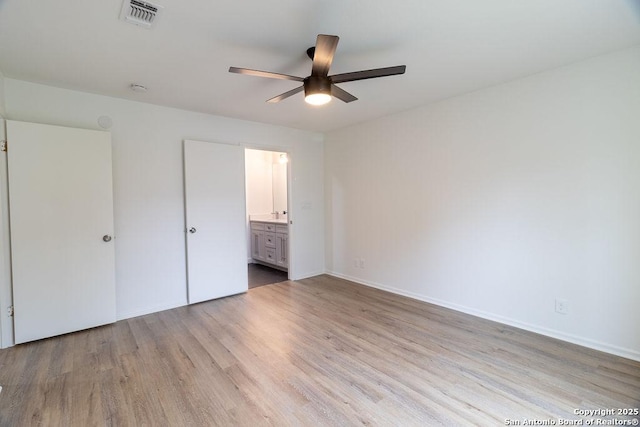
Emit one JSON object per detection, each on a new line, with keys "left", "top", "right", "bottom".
{"left": 184, "top": 140, "right": 247, "bottom": 304}
{"left": 7, "top": 120, "right": 116, "bottom": 344}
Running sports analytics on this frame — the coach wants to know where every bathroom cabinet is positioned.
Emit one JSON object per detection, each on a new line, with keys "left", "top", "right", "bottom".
{"left": 250, "top": 221, "right": 288, "bottom": 270}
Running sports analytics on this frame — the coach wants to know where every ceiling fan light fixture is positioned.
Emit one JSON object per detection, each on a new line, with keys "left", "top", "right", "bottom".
{"left": 304, "top": 76, "right": 332, "bottom": 106}
{"left": 305, "top": 93, "right": 332, "bottom": 106}
{"left": 229, "top": 34, "right": 406, "bottom": 105}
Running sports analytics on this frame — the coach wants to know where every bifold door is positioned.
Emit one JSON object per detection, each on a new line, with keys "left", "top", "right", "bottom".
{"left": 7, "top": 120, "right": 116, "bottom": 344}
{"left": 183, "top": 140, "right": 247, "bottom": 304}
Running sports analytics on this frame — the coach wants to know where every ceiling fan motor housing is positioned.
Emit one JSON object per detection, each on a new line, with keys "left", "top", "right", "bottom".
{"left": 304, "top": 76, "right": 332, "bottom": 97}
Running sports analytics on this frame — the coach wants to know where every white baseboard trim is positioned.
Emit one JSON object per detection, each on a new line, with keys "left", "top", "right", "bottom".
{"left": 292, "top": 270, "right": 326, "bottom": 281}
{"left": 325, "top": 271, "right": 640, "bottom": 362}
{"left": 117, "top": 300, "right": 187, "bottom": 322}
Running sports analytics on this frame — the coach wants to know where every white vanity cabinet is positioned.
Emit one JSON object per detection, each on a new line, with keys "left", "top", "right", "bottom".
{"left": 250, "top": 220, "right": 288, "bottom": 271}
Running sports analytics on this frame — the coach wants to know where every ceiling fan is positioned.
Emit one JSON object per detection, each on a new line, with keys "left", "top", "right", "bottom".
{"left": 229, "top": 34, "right": 406, "bottom": 106}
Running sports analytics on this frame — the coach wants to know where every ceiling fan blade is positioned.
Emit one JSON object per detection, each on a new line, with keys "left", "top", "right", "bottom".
{"left": 229, "top": 67, "right": 304, "bottom": 82}
{"left": 331, "top": 85, "right": 358, "bottom": 103}
{"left": 266, "top": 86, "right": 304, "bottom": 103}
{"left": 330, "top": 65, "right": 406, "bottom": 84}
{"left": 311, "top": 34, "right": 339, "bottom": 77}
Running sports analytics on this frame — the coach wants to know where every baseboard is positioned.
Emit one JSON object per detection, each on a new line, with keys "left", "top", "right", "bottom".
{"left": 325, "top": 271, "right": 640, "bottom": 362}
{"left": 116, "top": 300, "right": 187, "bottom": 322}
{"left": 292, "top": 270, "right": 326, "bottom": 281}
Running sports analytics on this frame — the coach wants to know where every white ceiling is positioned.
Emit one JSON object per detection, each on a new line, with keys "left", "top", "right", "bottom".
{"left": 1, "top": 0, "right": 639, "bottom": 132}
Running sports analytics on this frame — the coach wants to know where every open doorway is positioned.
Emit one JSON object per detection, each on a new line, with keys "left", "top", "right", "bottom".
{"left": 245, "top": 148, "right": 289, "bottom": 289}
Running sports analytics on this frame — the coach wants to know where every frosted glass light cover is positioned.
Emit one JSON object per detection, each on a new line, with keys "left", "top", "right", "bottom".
{"left": 305, "top": 93, "right": 332, "bottom": 105}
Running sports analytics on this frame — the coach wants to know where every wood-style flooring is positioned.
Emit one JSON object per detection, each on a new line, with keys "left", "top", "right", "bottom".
{"left": 0, "top": 275, "right": 638, "bottom": 426}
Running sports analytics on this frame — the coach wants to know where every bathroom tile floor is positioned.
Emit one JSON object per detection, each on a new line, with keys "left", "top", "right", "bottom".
{"left": 247, "top": 263, "right": 288, "bottom": 289}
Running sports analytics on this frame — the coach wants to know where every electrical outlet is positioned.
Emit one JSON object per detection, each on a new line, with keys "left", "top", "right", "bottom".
{"left": 359, "top": 258, "right": 365, "bottom": 269}
{"left": 555, "top": 298, "right": 569, "bottom": 315}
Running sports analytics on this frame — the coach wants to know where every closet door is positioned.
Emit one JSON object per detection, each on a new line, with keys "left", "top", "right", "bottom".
{"left": 7, "top": 120, "right": 116, "bottom": 344}
{"left": 184, "top": 140, "right": 247, "bottom": 304}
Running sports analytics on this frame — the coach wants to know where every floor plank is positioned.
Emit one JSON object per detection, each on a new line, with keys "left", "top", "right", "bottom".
{"left": 0, "top": 275, "right": 638, "bottom": 426}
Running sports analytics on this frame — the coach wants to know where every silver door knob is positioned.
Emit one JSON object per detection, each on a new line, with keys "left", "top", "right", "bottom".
{"left": 188, "top": 227, "right": 197, "bottom": 234}
{"left": 103, "top": 235, "right": 112, "bottom": 242}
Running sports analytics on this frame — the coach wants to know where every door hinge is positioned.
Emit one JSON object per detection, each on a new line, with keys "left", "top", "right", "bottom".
{"left": 7, "top": 306, "right": 13, "bottom": 317}
{"left": 0, "top": 140, "right": 6, "bottom": 152}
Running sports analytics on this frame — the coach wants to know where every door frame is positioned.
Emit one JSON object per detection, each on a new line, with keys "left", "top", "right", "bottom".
{"left": 243, "top": 144, "right": 293, "bottom": 280}
{"left": 0, "top": 118, "right": 14, "bottom": 348}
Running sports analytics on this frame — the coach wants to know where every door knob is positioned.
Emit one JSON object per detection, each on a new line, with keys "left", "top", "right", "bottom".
{"left": 188, "top": 227, "right": 197, "bottom": 234}
{"left": 102, "top": 235, "right": 112, "bottom": 242}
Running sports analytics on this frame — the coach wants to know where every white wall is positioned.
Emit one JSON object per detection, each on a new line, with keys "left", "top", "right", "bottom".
{"left": 245, "top": 149, "right": 288, "bottom": 219}
{"left": 272, "top": 159, "right": 288, "bottom": 213}
{"left": 0, "top": 71, "right": 6, "bottom": 117}
{"left": 325, "top": 46, "right": 640, "bottom": 361}
{"left": 245, "top": 148, "right": 276, "bottom": 261}
{"left": 245, "top": 148, "right": 275, "bottom": 218}
{"left": 3, "top": 79, "right": 324, "bottom": 326}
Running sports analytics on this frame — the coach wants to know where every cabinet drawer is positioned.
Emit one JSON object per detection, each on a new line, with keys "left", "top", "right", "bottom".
{"left": 265, "top": 248, "right": 276, "bottom": 263}
{"left": 265, "top": 223, "right": 276, "bottom": 232}
{"left": 275, "top": 225, "right": 288, "bottom": 234}
{"left": 250, "top": 222, "right": 265, "bottom": 231}
{"left": 265, "top": 232, "right": 276, "bottom": 248}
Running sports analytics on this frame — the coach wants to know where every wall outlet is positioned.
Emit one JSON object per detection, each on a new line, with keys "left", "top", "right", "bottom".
{"left": 555, "top": 298, "right": 569, "bottom": 315}
{"left": 358, "top": 258, "right": 365, "bottom": 269}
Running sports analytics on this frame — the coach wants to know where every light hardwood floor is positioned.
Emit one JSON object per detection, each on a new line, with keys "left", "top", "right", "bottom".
{"left": 0, "top": 275, "right": 638, "bottom": 426}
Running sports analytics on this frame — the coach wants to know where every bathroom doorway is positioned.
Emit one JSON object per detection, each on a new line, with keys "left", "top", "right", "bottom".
{"left": 244, "top": 148, "right": 290, "bottom": 288}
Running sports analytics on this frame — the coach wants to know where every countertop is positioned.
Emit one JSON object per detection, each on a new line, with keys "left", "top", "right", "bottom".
{"left": 249, "top": 214, "right": 288, "bottom": 224}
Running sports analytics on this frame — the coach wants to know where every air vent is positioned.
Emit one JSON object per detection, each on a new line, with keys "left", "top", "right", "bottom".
{"left": 120, "top": 0, "right": 163, "bottom": 29}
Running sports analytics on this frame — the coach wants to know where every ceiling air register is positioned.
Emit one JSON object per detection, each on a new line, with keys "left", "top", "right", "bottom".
{"left": 120, "top": 0, "right": 163, "bottom": 29}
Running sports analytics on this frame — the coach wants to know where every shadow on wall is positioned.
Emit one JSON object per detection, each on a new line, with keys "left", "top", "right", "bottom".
{"left": 627, "top": 0, "right": 640, "bottom": 22}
